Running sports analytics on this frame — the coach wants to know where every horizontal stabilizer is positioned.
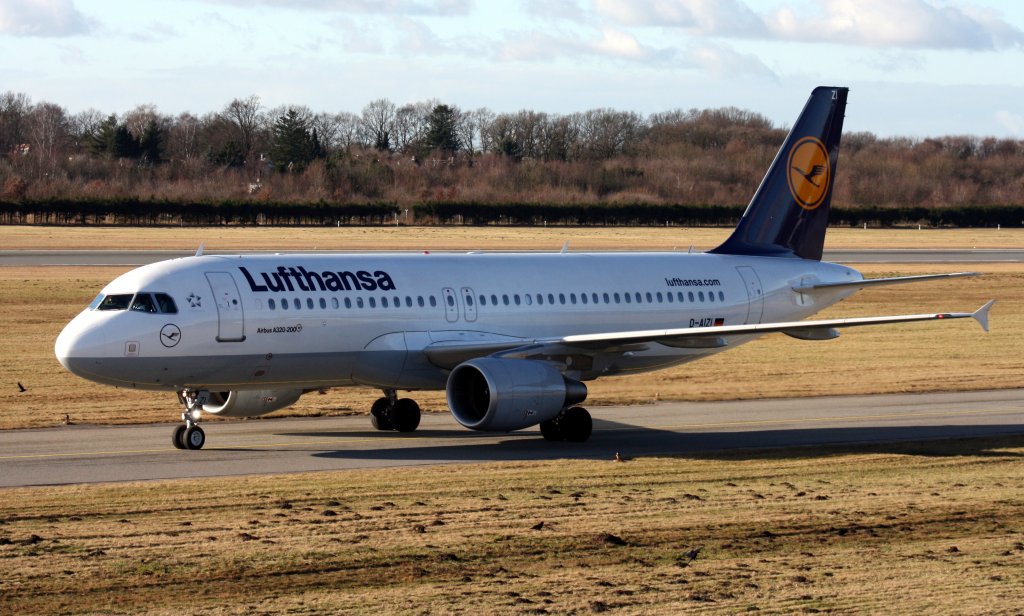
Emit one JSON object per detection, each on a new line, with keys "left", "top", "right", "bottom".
{"left": 972, "top": 299, "right": 995, "bottom": 333}
{"left": 793, "top": 272, "right": 978, "bottom": 293}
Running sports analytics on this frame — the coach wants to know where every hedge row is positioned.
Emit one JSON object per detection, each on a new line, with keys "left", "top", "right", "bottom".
{"left": 1, "top": 199, "right": 1021, "bottom": 227}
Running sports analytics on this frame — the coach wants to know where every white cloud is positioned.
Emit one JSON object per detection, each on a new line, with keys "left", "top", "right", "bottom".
{"left": 524, "top": 0, "right": 586, "bottom": 22}
{"left": 688, "top": 42, "right": 777, "bottom": 80}
{"left": 495, "top": 27, "right": 673, "bottom": 64}
{"left": 767, "top": 0, "right": 1024, "bottom": 50}
{"left": 595, "top": 0, "right": 766, "bottom": 36}
{"left": 994, "top": 110, "right": 1024, "bottom": 136}
{"left": 0, "top": 0, "right": 91, "bottom": 37}
{"left": 200, "top": 0, "right": 472, "bottom": 16}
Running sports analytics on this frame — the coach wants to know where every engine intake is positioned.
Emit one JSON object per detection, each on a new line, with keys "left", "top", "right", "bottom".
{"left": 447, "top": 358, "right": 587, "bottom": 432}
{"left": 202, "top": 389, "right": 304, "bottom": 417}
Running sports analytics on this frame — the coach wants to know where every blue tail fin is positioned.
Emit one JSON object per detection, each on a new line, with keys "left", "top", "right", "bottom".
{"left": 710, "top": 86, "right": 848, "bottom": 261}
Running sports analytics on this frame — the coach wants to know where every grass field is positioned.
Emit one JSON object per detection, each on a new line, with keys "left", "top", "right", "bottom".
{"left": 1, "top": 437, "right": 1022, "bottom": 614}
{"left": 3, "top": 225, "right": 1023, "bottom": 251}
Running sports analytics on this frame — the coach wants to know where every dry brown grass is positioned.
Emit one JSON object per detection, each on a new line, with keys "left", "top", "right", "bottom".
{"left": 3, "top": 225, "right": 1023, "bottom": 251}
{"left": 0, "top": 262, "right": 1019, "bottom": 430}
{"left": 1, "top": 438, "right": 1022, "bottom": 614}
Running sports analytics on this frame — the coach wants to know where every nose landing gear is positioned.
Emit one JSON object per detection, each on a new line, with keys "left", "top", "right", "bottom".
{"left": 173, "top": 389, "right": 208, "bottom": 450}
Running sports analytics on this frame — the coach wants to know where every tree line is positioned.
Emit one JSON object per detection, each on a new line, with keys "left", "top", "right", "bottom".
{"left": 2, "top": 90, "right": 1023, "bottom": 225}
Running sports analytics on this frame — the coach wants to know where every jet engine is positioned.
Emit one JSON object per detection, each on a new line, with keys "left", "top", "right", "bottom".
{"left": 202, "top": 389, "right": 304, "bottom": 417}
{"left": 446, "top": 358, "right": 587, "bottom": 432}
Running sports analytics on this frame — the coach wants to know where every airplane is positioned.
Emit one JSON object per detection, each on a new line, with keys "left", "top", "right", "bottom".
{"left": 55, "top": 86, "right": 994, "bottom": 451}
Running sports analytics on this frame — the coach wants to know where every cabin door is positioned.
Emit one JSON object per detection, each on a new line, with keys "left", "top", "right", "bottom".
{"left": 736, "top": 266, "right": 764, "bottom": 324}
{"left": 205, "top": 272, "right": 246, "bottom": 342}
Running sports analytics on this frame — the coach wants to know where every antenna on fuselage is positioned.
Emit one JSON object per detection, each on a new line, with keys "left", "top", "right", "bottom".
{"left": 195, "top": 244, "right": 205, "bottom": 257}
{"left": 560, "top": 241, "right": 570, "bottom": 254}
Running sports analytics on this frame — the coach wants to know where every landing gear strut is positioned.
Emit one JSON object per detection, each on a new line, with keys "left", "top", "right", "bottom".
{"left": 540, "top": 406, "right": 593, "bottom": 443}
{"left": 370, "top": 389, "right": 421, "bottom": 433}
{"left": 173, "top": 389, "right": 208, "bottom": 450}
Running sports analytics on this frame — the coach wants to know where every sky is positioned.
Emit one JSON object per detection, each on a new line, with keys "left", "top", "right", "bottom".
{"left": 1, "top": 0, "right": 1023, "bottom": 138}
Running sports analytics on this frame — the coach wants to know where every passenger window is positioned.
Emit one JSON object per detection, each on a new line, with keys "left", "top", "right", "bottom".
{"left": 688, "top": 292, "right": 695, "bottom": 302}
{"left": 624, "top": 293, "right": 631, "bottom": 304}
{"left": 678, "top": 291, "right": 685, "bottom": 302}
{"left": 269, "top": 298, "right": 276, "bottom": 310}
{"left": 466, "top": 295, "right": 475, "bottom": 307}
{"left": 382, "top": 297, "right": 389, "bottom": 308}
{"left": 514, "top": 294, "right": 520, "bottom": 306}
{"left": 570, "top": 293, "right": 577, "bottom": 305}
{"left": 154, "top": 293, "right": 177, "bottom": 313}
{"left": 446, "top": 295, "right": 455, "bottom": 307}
{"left": 698, "top": 292, "right": 705, "bottom": 302}
{"left": 394, "top": 296, "right": 400, "bottom": 308}
{"left": 417, "top": 296, "right": 425, "bottom": 307}
{"left": 580, "top": 293, "right": 587, "bottom": 305}
{"left": 282, "top": 298, "right": 289, "bottom": 310}
{"left": 319, "top": 298, "right": 327, "bottom": 309}
{"left": 491, "top": 294, "right": 498, "bottom": 305}
{"left": 406, "top": 297, "right": 413, "bottom": 307}
{"left": 502, "top": 295, "right": 509, "bottom": 306}
{"left": 369, "top": 297, "right": 377, "bottom": 308}
{"left": 547, "top": 293, "right": 555, "bottom": 305}
{"left": 307, "top": 298, "right": 314, "bottom": 309}
{"left": 537, "top": 294, "right": 544, "bottom": 305}
{"left": 97, "top": 294, "right": 133, "bottom": 311}
{"left": 603, "top": 293, "right": 610, "bottom": 304}
{"left": 558, "top": 293, "right": 565, "bottom": 305}
{"left": 719, "top": 291, "right": 725, "bottom": 301}
{"left": 592, "top": 293, "right": 599, "bottom": 304}
{"left": 293, "top": 298, "right": 300, "bottom": 309}
{"left": 656, "top": 292, "right": 663, "bottom": 303}
{"left": 525, "top": 294, "right": 532, "bottom": 306}
{"left": 646, "top": 292, "right": 653, "bottom": 303}
{"left": 130, "top": 293, "right": 157, "bottom": 313}
{"left": 345, "top": 298, "right": 352, "bottom": 309}
{"left": 635, "top": 292, "right": 642, "bottom": 303}
{"left": 357, "top": 297, "right": 364, "bottom": 308}
{"left": 613, "top": 293, "right": 620, "bottom": 304}
{"left": 479, "top": 294, "right": 486, "bottom": 306}
{"left": 667, "top": 292, "right": 673, "bottom": 303}
{"left": 332, "top": 298, "right": 339, "bottom": 309}
{"left": 429, "top": 296, "right": 437, "bottom": 307}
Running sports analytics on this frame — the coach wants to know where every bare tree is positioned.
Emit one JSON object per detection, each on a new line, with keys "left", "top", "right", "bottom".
{"left": 69, "top": 108, "right": 104, "bottom": 149}
{"left": 360, "top": 98, "right": 396, "bottom": 151}
{"left": 167, "top": 112, "right": 201, "bottom": 161}
{"left": 123, "top": 104, "right": 162, "bottom": 139}
{"left": 28, "top": 101, "right": 70, "bottom": 170}
{"left": 221, "top": 94, "right": 264, "bottom": 158}
{"left": 0, "top": 91, "right": 32, "bottom": 155}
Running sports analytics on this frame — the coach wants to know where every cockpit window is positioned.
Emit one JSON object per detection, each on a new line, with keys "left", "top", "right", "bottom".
{"left": 88, "top": 294, "right": 104, "bottom": 310}
{"left": 130, "top": 294, "right": 157, "bottom": 313}
{"left": 154, "top": 293, "right": 177, "bottom": 314}
{"left": 96, "top": 294, "right": 134, "bottom": 311}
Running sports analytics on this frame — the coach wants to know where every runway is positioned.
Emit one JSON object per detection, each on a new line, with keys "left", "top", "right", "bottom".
{"left": 1, "top": 389, "right": 1021, "bottom": 488}
{"left": 2, "top": 248, "right": 1024, "bottom": 266}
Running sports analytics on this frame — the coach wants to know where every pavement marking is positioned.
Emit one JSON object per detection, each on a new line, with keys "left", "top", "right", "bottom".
{"left": 0, "top": 407, "right": 1014, "bottom": 462}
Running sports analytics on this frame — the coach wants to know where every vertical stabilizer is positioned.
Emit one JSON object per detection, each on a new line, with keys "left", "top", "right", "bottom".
{"left": 710, "top": 86, "right": 848, "bottom": 261}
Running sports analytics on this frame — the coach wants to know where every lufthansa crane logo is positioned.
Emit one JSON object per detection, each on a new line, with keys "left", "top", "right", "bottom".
{"left": 160, "top": 324, "right": 181, "bottom": 348}
{"left": 787, "top": 136, "right": 830, "bottom": 210}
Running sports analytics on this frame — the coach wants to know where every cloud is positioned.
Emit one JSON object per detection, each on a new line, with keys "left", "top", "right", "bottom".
{"left": 595, "top": 0, "right": 1024, "bottom": 51}
{"left": 0, "top": 0, "right": 92, "bottom": 37}
{"left": 200, "top": 0, "right": 472, "bottom": 16}
{"left": 688, "top": 42, "right": 778, "bottom": 80}
{"left": 523, "top": 0, "right": 587, "bottom": 23}
{"left": 994, "top": 110, "right": 1024, "bottom": 136}
{"left": 496, "top": 26, "right": 674, "bottom": 64}
{"left": 766, "top": 0, "right": 1024, "bottom": 50}
{"left": 595, "top": 0, "right": 766, "bottom": 37}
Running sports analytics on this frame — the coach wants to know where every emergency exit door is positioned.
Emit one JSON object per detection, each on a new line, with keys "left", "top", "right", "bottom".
{"left": 206, "top": 272, "right": 246, "bottom": 342}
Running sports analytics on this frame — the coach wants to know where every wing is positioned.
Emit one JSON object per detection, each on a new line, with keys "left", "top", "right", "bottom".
{"left": 424, "top": 300, "right": 994, "bottom": 370}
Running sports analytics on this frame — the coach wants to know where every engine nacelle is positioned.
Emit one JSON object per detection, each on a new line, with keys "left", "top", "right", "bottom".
{"left": 446, "top": 358, "right": 587, "bottom": 432}
{"left": 202, "top": 389, "right": 304, "bottom": 418}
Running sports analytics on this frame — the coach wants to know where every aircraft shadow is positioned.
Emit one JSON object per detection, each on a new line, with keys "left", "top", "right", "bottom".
{"left": 304, "top": 419, "right": 1024, "bottom": 463}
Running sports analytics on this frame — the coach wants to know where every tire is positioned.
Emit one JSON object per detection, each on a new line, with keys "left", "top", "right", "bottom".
{"left": 561, "top": 407, "right": 592, "bottom": 443}
{"left": 184, "top": 425, "right": 206, "bottom": 450}
{"left": 172, "top": 424, "right": 187, "bottom": 449}
{"left": 370, "top": 397, "right": 393, "bottom": 431}
{"left": 539, "top": 419, "right": 563, "bottom": 441}
{"left": 389, "top": 398, "right": 421, "bottom": 433}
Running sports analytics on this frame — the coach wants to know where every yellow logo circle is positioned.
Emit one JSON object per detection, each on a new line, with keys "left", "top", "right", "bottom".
{"left": 787, "top": 137, "right": 830, "bottom": 210}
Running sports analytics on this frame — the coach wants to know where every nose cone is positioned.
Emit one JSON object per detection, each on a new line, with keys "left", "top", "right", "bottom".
{"left": 55, "top": 312, "right": 114, "bottom": 384}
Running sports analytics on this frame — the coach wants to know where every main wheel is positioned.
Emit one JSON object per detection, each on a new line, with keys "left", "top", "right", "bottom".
{"left": 370, "top": 397, "right": 393, "bottom": 431}
{"left": 389, "top": 398, "right": 421, "bottom": 433}
{"left": 560, "top": 406, "right": 592, "bottom": 443}
{"left": 184, "top": 425, "right": 206, "bottom": 450}
{"left": 539, "top": 419, "right": 563, "bottom": 441}
{"left": 172, "top": 424, "right": 187, "bottom": 449}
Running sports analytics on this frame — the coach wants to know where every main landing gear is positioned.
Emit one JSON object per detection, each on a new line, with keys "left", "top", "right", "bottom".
{"left": 173, "top": 389, "right": 208, "bottom": 450}
{"left": 539, "top": 406, "right": 593, "bottom": 442}
{"left": 370, "top": 389, "right": 421, "bottom": 433}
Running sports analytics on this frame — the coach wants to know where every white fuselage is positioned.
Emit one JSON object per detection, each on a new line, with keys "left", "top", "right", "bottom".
{"left": 55, "top": 251, "right": 861, "bottom": 392}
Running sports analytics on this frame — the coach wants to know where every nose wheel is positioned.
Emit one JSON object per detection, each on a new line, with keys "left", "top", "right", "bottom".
{"left": 173, "top": 389, "right": 208, "bottom": 450}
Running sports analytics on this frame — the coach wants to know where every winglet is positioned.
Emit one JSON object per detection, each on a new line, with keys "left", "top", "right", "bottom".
{"left": 973, "top": 299, "right": 996, "bottom": 332}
